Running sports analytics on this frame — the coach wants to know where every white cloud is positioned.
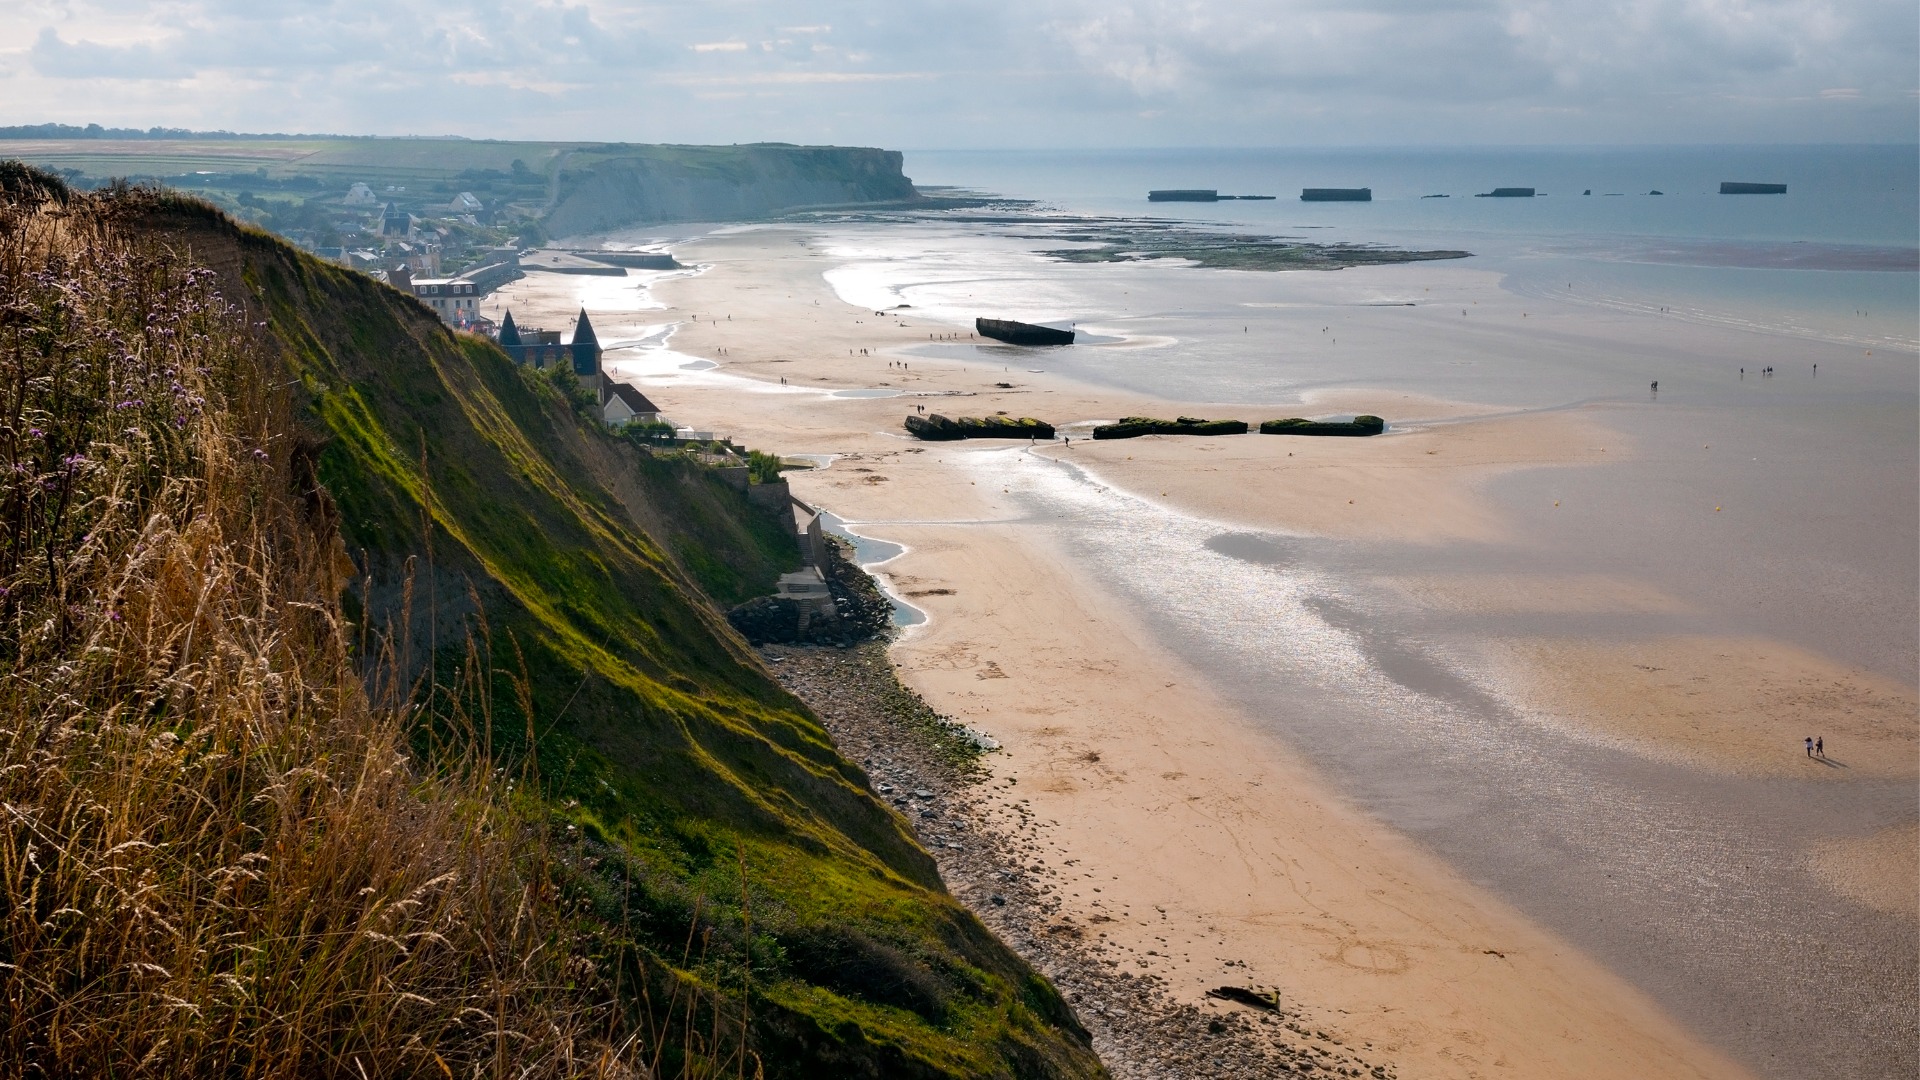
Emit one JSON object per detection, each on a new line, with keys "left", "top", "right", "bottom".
{"left": 661, "top": 71, "right": 937, "bottom": 86}
{"left": 0, "top": 0, "right": 1910, "bottom": 144}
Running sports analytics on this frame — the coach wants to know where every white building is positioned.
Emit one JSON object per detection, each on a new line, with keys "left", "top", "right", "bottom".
{"left": 409, "top": 277, "right": 483, "bottom": 327}
{"left": 604, "top": 382, "right": 665, "bottom": 426}
{"left": 344, "top": 182, "right": 377, "bottom": 206}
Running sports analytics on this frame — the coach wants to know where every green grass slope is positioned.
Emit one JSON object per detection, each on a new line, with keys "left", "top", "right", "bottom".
{"left": 103, "top": 186, "right": 1099, "bottom": 1077}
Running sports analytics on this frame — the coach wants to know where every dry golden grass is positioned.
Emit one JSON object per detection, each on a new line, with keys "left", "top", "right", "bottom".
{"left": 0, "top": 166, "right": 645, "bottom": 1077}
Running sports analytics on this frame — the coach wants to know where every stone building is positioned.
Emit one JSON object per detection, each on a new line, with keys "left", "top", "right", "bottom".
{"left": 380, "top": 202, "right": 413, "bottom": 238}
{"left": 498, "top": 308, "right": 609, "bottom": 406}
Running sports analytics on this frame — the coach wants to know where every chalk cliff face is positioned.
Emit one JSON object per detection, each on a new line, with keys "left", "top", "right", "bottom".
{"left": 544, "top": 143, "right": 917, "bottom": 236}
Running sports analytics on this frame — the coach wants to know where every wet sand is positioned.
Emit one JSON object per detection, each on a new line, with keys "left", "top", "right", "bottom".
{"left": 488, "top": 224, "right": 1916, "bottom": 1078}
{"left": 1810, "top": 823, "right": 1920, "bottom": 918}
{"left": 1473, "top": 635, "right": 1918, "bottom": 778}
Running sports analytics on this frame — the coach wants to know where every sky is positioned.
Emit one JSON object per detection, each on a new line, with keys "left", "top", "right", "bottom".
{"left": 1, "top": 1, "right": 1914, "bottom": 147}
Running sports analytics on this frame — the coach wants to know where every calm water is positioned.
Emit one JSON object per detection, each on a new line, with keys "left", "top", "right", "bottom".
{"left": 800, "top": 145, "right": 1918, "bottom": 1079}
{"left": 902, "top": 145, "right": 1920, "bottom": 349}
{"left": 903, "top": 145, "right": 1918, "bottom": 245}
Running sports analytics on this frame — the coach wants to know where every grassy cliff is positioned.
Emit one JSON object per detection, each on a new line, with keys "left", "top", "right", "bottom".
{"left": 0, "top": 165, "right": 1099, "bottom": 1078}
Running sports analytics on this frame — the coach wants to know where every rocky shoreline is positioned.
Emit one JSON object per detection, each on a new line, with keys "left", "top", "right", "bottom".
{"left": 761, "top": 643, "right": 1401, "bottom": 1080}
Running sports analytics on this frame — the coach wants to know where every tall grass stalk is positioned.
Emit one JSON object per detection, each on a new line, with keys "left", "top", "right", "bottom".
{"left": 0, "top": 168, "right": 640, "bottom": 1077}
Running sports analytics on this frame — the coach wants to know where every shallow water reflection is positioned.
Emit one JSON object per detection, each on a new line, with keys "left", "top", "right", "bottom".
{"left": 951, "top": 444, "right": 1915, "bottom": 1080}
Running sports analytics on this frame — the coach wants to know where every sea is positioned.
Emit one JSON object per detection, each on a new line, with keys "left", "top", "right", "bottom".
{"left": 786, "top": 145, "right": 1918, "bottom": 1080}
{"left": 902, "top": 144, "right": 1918, "bottom": 345}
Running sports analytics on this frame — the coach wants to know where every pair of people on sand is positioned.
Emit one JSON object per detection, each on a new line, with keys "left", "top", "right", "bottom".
{"left": 1804, "top": 736, "right": 1824, "bottom": 758}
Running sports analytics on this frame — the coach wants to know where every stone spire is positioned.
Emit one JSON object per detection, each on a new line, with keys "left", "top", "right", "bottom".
{"left": 499, "top": 309, "right": 522, "bottom": 348}
{"left": 570, "top": 308, "right": 603, "bottom": 380}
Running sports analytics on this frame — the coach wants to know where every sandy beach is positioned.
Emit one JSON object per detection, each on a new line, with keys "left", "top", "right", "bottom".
{"left": 486, "top": 224, "right": 1916, "bottom": 1079}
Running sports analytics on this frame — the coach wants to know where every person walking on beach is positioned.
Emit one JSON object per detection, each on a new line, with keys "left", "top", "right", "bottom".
{"left": 1650, "top": 380, "right": 1659, "bottom": 393}
{"left": 1816, "top": 736, "right": 1824, "bottom": 757}
{"left": 1805, "top": 736, "right": 1815, "bottom": 757}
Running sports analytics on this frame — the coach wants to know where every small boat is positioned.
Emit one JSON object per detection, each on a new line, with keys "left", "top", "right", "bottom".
{"left": 976, "top": 318, "right": 1074, "bottom": 346}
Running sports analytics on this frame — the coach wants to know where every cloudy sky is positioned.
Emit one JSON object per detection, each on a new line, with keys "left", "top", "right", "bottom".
{"left": 2, "top": 1, "right": 1913, "bottom": 146}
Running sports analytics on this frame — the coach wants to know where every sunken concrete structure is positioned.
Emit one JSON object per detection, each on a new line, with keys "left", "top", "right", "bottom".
{"left": 976, "top": 317, "right": 1074, "bottom": 346}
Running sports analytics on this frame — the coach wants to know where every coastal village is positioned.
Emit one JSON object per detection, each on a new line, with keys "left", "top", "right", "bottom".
{"left": 284, "top": 176, "right": 706, "bottom": 436}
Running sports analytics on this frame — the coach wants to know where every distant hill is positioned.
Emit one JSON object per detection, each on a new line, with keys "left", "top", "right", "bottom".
{"left": 0, "top": 133, "right": 922, "bottom": 239}
{"left": 0, "top": 121, "right": 353, "bottom": 140}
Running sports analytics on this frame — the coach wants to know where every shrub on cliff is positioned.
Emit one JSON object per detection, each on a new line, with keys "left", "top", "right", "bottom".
{"left": 747, "top": 449, "right": 786, "bottom": 483}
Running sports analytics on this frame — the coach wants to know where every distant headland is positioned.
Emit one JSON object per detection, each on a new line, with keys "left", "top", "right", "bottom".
{"left": 0, "top": 126, "right": 921, "bottom": 248}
